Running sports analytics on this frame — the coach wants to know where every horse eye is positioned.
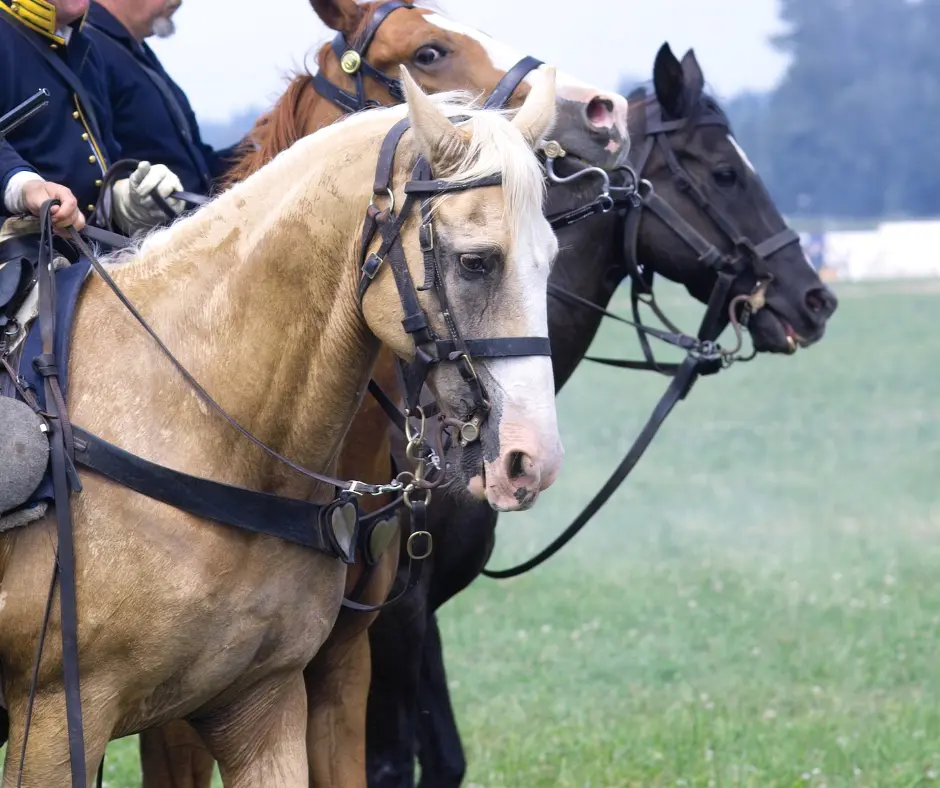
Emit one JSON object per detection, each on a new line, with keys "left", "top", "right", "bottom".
{"left": 413, "top": 45, "right": 446, "bottom": 67}
{"left": 713, "top": 167, "right": 738, "bottom": 188}
{"left": 458, "top": 253, "right": 490, "bottom": 276}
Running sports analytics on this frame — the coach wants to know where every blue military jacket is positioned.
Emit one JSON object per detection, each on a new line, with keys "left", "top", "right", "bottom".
{"left": 0, "top": 0, "right": 121, "bottom": 219}
{"left": 85, "top": 3, "right": 238, "bottom": 194}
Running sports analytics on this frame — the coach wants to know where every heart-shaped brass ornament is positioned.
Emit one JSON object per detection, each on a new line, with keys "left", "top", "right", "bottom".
{"left": 328, "top": 501, "right": 359, "bottom": 563}
{"left": 367, "top": 514, "right": 400, "bottom": 565}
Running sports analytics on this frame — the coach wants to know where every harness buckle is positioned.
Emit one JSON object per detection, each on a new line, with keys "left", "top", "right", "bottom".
{"left": 362, "top": 252, "right": 384, "bottom": 280}
{"left": 406, "top": 529, "right": 433, "bottom": 560}
{"left": 419, "top": 221, "right": 434, "bottom": 252}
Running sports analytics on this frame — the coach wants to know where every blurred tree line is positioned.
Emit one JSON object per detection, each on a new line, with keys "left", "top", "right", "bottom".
{"left": 627, "top": 0, "right": 940, "bottom": 220}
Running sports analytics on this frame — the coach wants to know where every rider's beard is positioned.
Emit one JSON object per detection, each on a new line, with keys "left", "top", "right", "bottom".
{"left": 151, "top": 16, "right": 176, "bottom": 38}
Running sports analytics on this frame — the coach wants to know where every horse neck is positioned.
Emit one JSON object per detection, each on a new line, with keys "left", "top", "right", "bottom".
{"left": 69, "top": 127, "right": 387, "bottom": 499}
{"left": 546, "top": 208, "right": 624, "bottom": 393}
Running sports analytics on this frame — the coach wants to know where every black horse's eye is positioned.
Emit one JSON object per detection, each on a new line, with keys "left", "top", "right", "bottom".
{"left": 413, "top": 45, "right": 447, "bottom": 67}
{"left": 458, "top": 252, "right": 493, "bottom": 276}
{"left": 713, "top": 167, "right": 738, "bottom": 188}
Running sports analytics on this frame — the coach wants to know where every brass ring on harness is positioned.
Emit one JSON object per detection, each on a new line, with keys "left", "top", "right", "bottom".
{"left": 407, "top": 529, "right": 433, "bottom": 560}
{"left": 403, "top": 485, "right": 432, "bottom": 510}
{"left": 369, "top": 187, "right": 395, "bottom": 214}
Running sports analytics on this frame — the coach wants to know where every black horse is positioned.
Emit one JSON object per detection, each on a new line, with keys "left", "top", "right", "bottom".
{"left": 364, "top": 43, "right": 838, "bottom": 788}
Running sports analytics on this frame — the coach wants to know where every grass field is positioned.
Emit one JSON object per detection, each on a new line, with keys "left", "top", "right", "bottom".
{"left": 13, "top": 278, "right": 940, "bottom": 787}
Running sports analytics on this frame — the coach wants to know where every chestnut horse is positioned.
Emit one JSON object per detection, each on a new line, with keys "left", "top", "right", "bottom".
{"left": 0, "top": 71, "right": 565, "bottom": 786}
{"left": 136, "top": 2, "right": 632, "bottom": 787}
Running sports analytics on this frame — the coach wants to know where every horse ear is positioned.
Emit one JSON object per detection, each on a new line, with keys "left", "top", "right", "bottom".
{"left": 680, "top": 49, "right": 705, "bottom": 107}
{"left": 652, "top": 42, "right": 685, "bottom": 117}
{"left": 511, "top": 66, "right": 557, "bottom": 148}
{"left": 309, "top": 0, "right": 364, "bottom": 37}
{"left": 400, "top": 66, "right": 470, "bottom": 172}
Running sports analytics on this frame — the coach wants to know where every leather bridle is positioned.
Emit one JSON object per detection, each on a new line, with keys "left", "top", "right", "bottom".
{"left": 620, "top": 92, "right": 803, "bottom": 358}
{"left": 312, "top": 0, "right": 415, "bottom": 113}
{"left": 482, "top": 90, "right": 807, "bottom": 579}
{"left": 356, "top": 116, "right": 552, "bottom": 447}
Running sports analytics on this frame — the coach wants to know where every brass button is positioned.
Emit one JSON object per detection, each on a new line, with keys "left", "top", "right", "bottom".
{"left": 72, "top": 111, "right": 80, "bottom": 120}
{"left": 88, "top": 155, "right": 96, "bottom": 164}
{"left": 50, "top": 43, "right": 58, "bottom": 50}
{"left": 81, "top": 133, "right": 88, "bottom": 141}
{"left": 86, "top": 205, "right": 95, "bottom": 212}
{"left": 95, "top": 179, "right": 103, "bottom": 187}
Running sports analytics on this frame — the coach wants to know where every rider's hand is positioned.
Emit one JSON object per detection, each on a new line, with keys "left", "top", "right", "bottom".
{"left": 112, "top": 161, "right": 184, "bottom": 235}
{"left": 17, "top": 178, "right": 86, "bottom": 231}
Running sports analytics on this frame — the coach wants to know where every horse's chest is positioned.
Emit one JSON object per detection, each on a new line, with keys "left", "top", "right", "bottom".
{"left": 208, "top": 547, "right": 347, "bottom": 670}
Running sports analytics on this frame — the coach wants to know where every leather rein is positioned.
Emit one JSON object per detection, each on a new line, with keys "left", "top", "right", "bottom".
{"left": 482, "top": 92, "right": 805, "bottom": 579}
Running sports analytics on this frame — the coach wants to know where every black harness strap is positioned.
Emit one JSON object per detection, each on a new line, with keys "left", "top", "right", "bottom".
{"left": 314, "top": 0, "right": 414, "bottom": 112}
{"left": 483, "top": 90, "right": 805, "bottom": 580}
{"left": 483, "top": 354, "right": 718, "bottom": 578}
{"left": 71, "top": 428, "right": 354, "bottom": 558}
{"left": 481, "top": 56, "right": 544, "bottom": 109}
{"left": 31, "top": 201, "right": 87, "bottom": 788}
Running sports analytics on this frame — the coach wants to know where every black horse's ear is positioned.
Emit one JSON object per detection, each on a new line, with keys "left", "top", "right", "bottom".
{"left": 680, "top": 49, "right": 705, "bottom": 108}
{"left": 653, "top": 43, "right": 685, "bottom": 118}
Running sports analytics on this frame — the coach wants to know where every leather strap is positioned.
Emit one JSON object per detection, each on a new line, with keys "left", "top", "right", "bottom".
{"left": 482, "top": 56, "right": 543, "bottom": 110}
{"left": 71, "top": 427, "right": 354, "bottom": 559}
{"left": 67, "top": 228, "right": 388, "bottom": 497}
{"left": 33, "top": 200, "right": 88, "bottom": 788}
{"left": 482, "top": 353, "right": 720, "bottom": 578}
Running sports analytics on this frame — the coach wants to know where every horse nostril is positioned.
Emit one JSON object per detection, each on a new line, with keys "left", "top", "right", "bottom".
{"left": 507, "top": 451, "right": 532, "bottom": 481}
{"left": 586, "top": 97, "right": 614, "bottom": 128}
{"left": 805, "top": 286, "right": 837, "bottom": 318}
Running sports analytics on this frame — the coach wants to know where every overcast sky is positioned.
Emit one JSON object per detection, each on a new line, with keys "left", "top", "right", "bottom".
{"left": 150, "top": 0, "right": 789, "bottom": 122}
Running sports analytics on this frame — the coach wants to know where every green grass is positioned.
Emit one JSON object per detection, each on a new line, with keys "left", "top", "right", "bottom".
{"left": 11, "top": 279, "right": 940, "bottom": 786}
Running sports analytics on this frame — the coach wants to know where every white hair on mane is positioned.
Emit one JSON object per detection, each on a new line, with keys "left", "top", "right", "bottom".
{"left": 99, "top": 88, "right": 545, "bottom": 268}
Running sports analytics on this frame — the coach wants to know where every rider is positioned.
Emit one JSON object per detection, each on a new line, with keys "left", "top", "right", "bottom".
{"left": 0, "top": 0, "right": 186, "bottom": 236}
{"left": 85, "top": 0, "right": 240, "bottom": 196}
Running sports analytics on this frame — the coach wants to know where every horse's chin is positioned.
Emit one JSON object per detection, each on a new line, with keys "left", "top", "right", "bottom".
{"left": 748, "top": 307, "right": 812, "bottom": 354}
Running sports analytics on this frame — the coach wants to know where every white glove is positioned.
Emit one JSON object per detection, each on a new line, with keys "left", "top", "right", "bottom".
{"left": 112, "top": 161, "right": 184, "bottom": 235}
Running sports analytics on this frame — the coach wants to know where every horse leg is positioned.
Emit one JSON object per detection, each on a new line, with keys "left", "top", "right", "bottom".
{"left": 140, "top": 720, "right": 216, "bottom": 788}
{"left": 1, "top": 691, "right": 114, "bottom": 788}
{"left": 305, "top": 630, "right": 372, "bottom": 788}
{"left": 365, "top": 586, "right": 429, "bottom": 788}
{"left": 415, "top": 612, "right": 465, "bottom": 788}
{"left": 193, "top": 672, "right": 308, "bottom": 788}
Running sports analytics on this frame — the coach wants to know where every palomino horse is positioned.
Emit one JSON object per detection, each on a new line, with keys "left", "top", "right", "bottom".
{"left": 364, "top": 44, "right": 840, "bottom": 787}
{"left": 0, "top": 70, "right": 565, "bottom": 786}
{"left": 136, "top": 2, "right": 633, "bottom": 786}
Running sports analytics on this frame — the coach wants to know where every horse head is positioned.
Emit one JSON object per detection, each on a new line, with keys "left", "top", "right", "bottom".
{"left": 627, "top": 43, "right": 837, "bottom": 354}
{"left": 359, "top": 68, "right": 564, "bottom": 511}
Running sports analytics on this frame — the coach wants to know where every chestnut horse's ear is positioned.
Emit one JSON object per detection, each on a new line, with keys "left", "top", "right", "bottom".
{"left": 310, "top": 0, "right": 365, "bottom": 37}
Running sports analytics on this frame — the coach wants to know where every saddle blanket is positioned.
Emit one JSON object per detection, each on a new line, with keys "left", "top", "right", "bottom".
{"left": 0, "top": 257, "right": 92, "bottom": 530}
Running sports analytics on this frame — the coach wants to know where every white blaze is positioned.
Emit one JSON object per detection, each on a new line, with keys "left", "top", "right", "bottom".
{"left": 727, "top": 134, "right": 757, "bottom": 174}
